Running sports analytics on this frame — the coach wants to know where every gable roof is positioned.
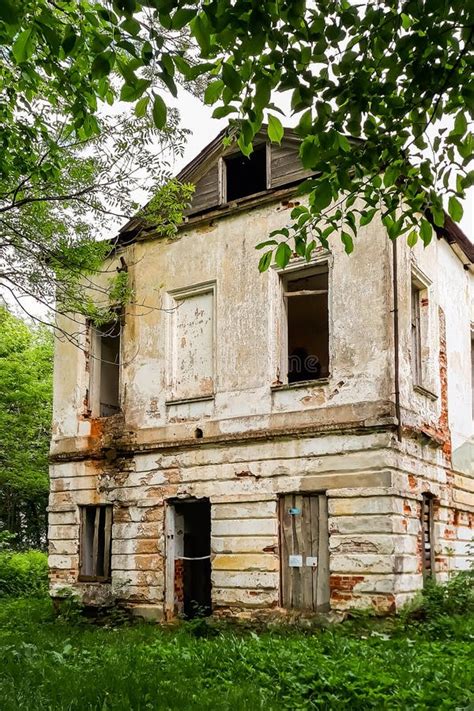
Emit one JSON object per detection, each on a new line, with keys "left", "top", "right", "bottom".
{"left": 114, "top": 126, "right": 473, "bottom": 268}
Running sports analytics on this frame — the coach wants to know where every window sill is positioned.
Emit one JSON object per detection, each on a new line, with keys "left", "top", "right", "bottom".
{"left": 413, "top": 384, "right": 438, "bottom": 401}
{"left": 271, "top": 378, "right": 330, "bottom": 392}
{"left": 77, "top": 577, "right": 111, "bottom": 584}
{"left": 165, "top": 394, "right": 215, "bottom": 406}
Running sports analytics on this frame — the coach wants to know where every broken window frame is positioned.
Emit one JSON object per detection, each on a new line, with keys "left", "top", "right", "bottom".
{"left": 277, "top": 261, "right": 331, "bottom": 386}
{"left": 219, "top": 141, "right": 271, "bottom": 204}
{"left": 421, "top": 493, "right": 435, "bottom": 583}
{"left": 88, "top": 316, "right": 122, "bottom": 418}
{"left": 78, "top": 505, "right": 113, "bottom": 583}
{"left": 410, "top": 267, "right": 433, "bottom": 393}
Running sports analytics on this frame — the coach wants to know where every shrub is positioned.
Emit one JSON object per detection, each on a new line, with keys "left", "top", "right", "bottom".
{"left": 0, "top": 550, "right": 48, "bottom": 597}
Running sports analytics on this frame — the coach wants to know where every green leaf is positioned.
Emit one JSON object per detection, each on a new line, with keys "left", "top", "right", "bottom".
{"left": 258, "top": 251, "right": 273, "bottom": 272}
{"left": 360, "top": 208, "right": 377, "bottom": 226}
{"left": 190, "top": 15, "right": 211, "bottom": 55}
{"left": 311, "top": 180, "right": 332, "bottom": 212}
{"left": 12, "top": 28, "right": 34, "bottom": 63}
{"left": 254, "top": 77, "right": 272, "bottom": 113}
{"left": 267, "top": 115, "right": 284, "bottom": 144}
{"left": 212, "top": 105, "right": 237, "bottom": 118}
{"left": 91, "top": 54, "right": 112, "bottom": 79}
{"left": 431, "top": 205, "right": 444, "bottom": 227}
{"left": 120, "top": 79, "right": 151, "bottom": 102}
{"left": 61, "top": 26, "right": 77, "bottom": 55}
{"left": 222, "top": 63, "right": 241, "bottom": 93}
{"left": 452, "top": 112, "right": 467, "bottom": 136}
{"left": 152, "top": 94, "right": 167, "bottom": 129}
{"left": 255, "top": 239, "right": 278, "bottom": 250}
{"left": 341, "top": 231, "right": 354, "bottom": 254}
{"left": 407, "top": 230, "right": 418, "bottom": 247}
{"left": 237, "top": 133, "right": 253, "bottom": 157}
{"left": 300, "top": 137, "right": 319, "bottom": 169}
{"left": 275, "top": 242, "right": 292, "bottom": 268}
{"left": 134, "top": 95, "right": 149, "bottom": 118}
{"left": 335, "top": 132, "right": 351, "bottom": 152}
{"left": 448, "top": 195, "right": 463, "bottom": 222}
{"left": 204, "top": 80, "right": 224, "bottom": 105}
{"left": 171, "top": 8, "right": 196, "bottom": 30}
{"left": 420, "top": 218, "right": 432, "bottom": 246}
{"left": 401, "top": 13, "right": 412, "bottom": 29}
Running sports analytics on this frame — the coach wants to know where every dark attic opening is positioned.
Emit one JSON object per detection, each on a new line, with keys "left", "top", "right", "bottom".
{"left": 224, "top": 143, "right": 267, "bottom": 201}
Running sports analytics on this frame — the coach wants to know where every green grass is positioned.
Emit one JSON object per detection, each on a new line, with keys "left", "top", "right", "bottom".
{"left": 0, "top": 598, "right": 473, "bottom": 710}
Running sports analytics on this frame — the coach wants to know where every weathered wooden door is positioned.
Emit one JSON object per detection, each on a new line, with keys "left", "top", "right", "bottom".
{"left": 279, "top": 494, "right": 330, "bottom": 611}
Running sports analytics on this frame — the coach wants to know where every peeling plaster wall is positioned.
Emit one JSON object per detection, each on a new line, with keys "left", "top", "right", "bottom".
{"left": 49, "top": 192, "right": 473, "bottom": 617}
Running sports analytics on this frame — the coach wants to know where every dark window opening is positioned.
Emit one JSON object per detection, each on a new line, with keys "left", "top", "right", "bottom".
{"left": 98, "top": 321, "right": 121, "bottom": 417}
{"left": 285, "top": 267, "right": 329, "bottom": 383}
{"left": 470, "top": 330, "right": 473, "bottom": 420}
{"left": 194, "top": 427, "right": 203, "bottom": 439}
{"left": 224, "top": 143, "right": 267, "bottom": 201}
{"left": 421, "top": 493, "right": 434, "bottom": 582}
{"left": 411, "top": 280, "right": 422, "bottom": 385}
{"left": 79, "top": 505, "right": 112, "bottom": 582}
{"left": 174, "top": 499, "right": 211, "bottom": 618}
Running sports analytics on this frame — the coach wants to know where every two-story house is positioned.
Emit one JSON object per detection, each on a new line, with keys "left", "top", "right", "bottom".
{"left": 49, "top": 128, "right": 473, "bottom": 620}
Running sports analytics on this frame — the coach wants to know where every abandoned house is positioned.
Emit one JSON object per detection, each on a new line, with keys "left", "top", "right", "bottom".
{"left": 49, "top": 127, "right": 474, "bottom": 619}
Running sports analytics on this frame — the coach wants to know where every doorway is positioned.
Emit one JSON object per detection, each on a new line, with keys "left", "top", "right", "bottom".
{"left": 279, "top": 493, "right": 330, "bottom": 611}
{"left": 165, "top": 498, "right": 212, "bottom": 619}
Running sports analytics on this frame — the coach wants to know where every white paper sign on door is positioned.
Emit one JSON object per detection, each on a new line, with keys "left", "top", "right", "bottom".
{"left": 289, "top": 555, "right": 303, "bottom": 567}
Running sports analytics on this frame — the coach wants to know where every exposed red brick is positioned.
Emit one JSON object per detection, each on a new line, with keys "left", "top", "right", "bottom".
{"left": 330, "top": 575, "right": 364, "bottom": 591}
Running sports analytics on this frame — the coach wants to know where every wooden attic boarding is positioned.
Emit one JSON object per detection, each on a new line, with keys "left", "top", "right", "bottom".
{"left": 178, "top": 126, "right": 314, "bottom": 218}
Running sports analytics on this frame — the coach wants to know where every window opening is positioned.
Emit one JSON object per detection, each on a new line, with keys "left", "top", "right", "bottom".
{"left": 284, "top": 267, "right": 329, "bottom": 383}
{"left": 224, "top": 143, "right": 267, "bottom": 201}
{"left": 79, "top": 505, "right": 112, "bottom": 582}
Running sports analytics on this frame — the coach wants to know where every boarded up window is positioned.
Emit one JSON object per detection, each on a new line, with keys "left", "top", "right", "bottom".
{"left": 279, "top": 494, "right": 329, "bottom": 611}
{"left": 421, "top": 493, "right": 435, "bottom": 582}
{"left": 283, "top": 266, "right": 329, "bottom": 382}
{"left": 171, "top": 286, "right": 214, "bottom": 400}
{"left": 79, "top": 505, "right": 112, "bottom": 582}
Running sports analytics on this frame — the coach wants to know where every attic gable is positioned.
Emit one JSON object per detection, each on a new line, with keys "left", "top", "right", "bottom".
{"left": 178, "top": 126, "right": 313, "bottom": 217}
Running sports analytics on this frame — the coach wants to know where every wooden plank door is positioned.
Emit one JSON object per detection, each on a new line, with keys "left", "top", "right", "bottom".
{"left": 279, "top": 494, "right": 329, "bottom": 611}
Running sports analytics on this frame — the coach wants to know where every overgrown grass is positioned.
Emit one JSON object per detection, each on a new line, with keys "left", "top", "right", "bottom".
{"left": 0, "top": 592, "right": 473, "bottom": 710}
{"left": 0, "top": 550, "right": 48, "bottom": 597}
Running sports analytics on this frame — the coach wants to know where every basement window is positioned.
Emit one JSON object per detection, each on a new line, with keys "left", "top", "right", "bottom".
{"left": 283, "top": 265, "right": 329, "bottom": 383}
{"left": 79, "top": 505, "right": 112, "bottom": 582}
{"left": 223, "top": 143, "right": 267, "bottom": 202}
{"left": 421, "top": 493, "right": 435, "bottom": 583}
{"left": 96, "top": 321, "right": 121, "bottom": 417}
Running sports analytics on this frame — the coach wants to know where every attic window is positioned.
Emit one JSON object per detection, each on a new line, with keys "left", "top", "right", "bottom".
{"left": 223, "top": 143, "right": 267, "bottom": 202}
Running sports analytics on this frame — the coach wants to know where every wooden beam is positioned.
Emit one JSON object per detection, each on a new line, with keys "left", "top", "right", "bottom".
{"left": 284, "top": 290, "right": 328, "bottom": 297}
